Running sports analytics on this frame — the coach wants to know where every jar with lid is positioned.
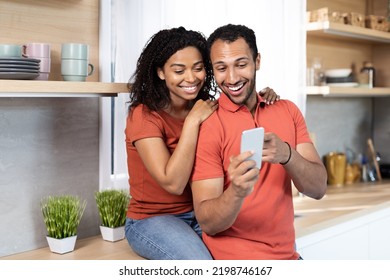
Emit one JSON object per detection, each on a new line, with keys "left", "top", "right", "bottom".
{"left": 359, "top": 61, "right": 375, "bottom": 88}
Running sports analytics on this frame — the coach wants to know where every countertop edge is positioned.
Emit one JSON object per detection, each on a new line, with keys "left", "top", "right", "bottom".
{"left": 296, "top": 200, "right": 390, "bottom": 238}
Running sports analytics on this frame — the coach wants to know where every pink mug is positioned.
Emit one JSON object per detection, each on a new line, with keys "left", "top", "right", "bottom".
{"left": 23, "top": 43, "right": 51, "bottom": 80}
{"left": 23, "top": 43, "right": 51, "bottom": 58}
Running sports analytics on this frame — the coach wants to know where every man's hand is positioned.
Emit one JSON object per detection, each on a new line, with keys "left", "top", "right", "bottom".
{"left": 228, "top": 151, "right": 259, "bottom": 198}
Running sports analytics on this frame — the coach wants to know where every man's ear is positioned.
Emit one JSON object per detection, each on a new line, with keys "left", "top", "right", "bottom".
{"left": 255, "top": 53, "right": 261, "bottom": 70}
{"left": 157, "top": 68, "right": 165, "bottom": 80}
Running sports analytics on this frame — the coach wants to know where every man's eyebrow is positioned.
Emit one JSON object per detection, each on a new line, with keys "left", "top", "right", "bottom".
{"left": 212, "top": 57, "right": 249, "bottom": 65}
{"left": 212, "top": 61, "right": 225, "bottom": 66}
{"left": 235, "top": 57, "right": 250, "bottom": 62}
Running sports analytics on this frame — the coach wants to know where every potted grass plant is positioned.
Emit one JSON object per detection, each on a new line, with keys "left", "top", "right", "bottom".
{"left": 95, "top": 189, "right": 130, "bottom": 242}
{"left": 41, "top": 195, "right": 87, "bottom": 254}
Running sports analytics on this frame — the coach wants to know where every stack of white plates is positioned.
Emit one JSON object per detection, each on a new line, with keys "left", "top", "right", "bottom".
{"left": 0, "top": 57, "right": 40, "bottom": 80}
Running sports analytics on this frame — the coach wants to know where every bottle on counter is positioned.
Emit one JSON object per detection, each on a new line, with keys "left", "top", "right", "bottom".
{"left": 359, "top": 61, "right": 375, "bottom": 88}
{"left": 361, "top": 155, "right": 369, "bottom": 182}
{"left": 361, "top": 154, "right": 377, "bottom": 182}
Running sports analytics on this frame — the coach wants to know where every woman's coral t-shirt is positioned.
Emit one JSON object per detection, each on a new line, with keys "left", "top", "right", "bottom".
{"left": 125, "top": 105, "right": 193, "bottom": 220}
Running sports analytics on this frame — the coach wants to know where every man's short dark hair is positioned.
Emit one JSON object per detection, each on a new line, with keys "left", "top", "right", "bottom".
{"left": 207, "top": 24, "right": 258, "bottom": 61}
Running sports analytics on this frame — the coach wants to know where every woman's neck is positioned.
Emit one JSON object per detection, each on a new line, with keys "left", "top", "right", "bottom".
{"left": 164, "top": 100, "right": 193, "bottom": 120}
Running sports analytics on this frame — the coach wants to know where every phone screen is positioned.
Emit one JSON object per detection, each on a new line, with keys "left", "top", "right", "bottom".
{"left": 240, "top": 127, "right": 264, "bottom": 169}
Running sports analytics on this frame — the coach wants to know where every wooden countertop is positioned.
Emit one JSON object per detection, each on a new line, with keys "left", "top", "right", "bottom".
{"left": 3, "top": 180, "right": 390, "bottom": 260}
{"left": 0, "top": 236, "right": 144, "bottom": 260}
{"left": 294, "top": 180, "right": 390, "bottom": 238}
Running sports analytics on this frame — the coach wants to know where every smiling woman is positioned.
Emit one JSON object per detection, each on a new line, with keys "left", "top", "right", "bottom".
{"left": 122, "top": 27, "right": 217, "bottom": 260}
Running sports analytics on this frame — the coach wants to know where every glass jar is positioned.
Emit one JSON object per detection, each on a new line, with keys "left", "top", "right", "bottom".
{"left": 359, "top": 61, "right": 375, "bottom": 88}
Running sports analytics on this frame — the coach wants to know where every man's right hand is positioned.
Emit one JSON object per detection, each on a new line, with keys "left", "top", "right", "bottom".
{"left": 227, "top": 151, "right": 259, "bottom": 198}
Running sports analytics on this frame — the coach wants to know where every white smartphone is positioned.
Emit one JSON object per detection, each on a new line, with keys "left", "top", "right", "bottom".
{"left": 240, "top": 127, "right": 265, "bottom": 169}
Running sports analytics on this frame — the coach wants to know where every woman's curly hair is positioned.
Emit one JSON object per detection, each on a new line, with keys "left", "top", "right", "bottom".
{"left": 128, "top": 27, "right": 216, "bottom": 112}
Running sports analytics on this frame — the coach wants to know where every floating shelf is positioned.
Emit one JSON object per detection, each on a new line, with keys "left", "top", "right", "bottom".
{"left": 306, "top": 21, "right": 390, "bottom": 44}
{"left": 0, "top": 80, "right": 129, "bottom": 97}
{"left": 306, "top": 86, "right": 390, "bottom": 97}
{"left": 306, "top": 21, "right": 390, "bottom": 97}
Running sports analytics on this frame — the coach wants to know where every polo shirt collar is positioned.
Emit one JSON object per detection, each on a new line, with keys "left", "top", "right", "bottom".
{"left": 218, "top": 91, "right": 266, "bottom": 112}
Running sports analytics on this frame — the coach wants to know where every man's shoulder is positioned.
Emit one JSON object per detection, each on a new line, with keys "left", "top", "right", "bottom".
{"left": 274, "top": 98, "right": 296, "bottom": 106}
{"left": 267, "top": 99, "right": 301, "bottom": 113}
{"left": 198, "top": 107, "right": 227, "bottom": 135}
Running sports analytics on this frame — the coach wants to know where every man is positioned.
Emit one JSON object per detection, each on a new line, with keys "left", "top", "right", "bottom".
{"left": 190, "top": 24, "right": 327, "bottom": 260}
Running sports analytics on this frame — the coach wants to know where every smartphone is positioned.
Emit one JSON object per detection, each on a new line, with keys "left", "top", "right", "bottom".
{"left": 240, "top": 127, "right": 265, "bottom": 169}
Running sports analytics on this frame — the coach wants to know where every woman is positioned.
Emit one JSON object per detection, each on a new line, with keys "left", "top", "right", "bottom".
{"left": 124, "top": 27, "right": 279, "bottom": 260}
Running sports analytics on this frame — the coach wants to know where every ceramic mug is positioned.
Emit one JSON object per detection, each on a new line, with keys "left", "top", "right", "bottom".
{"left": 61, "top": 59, "right": 94, "bottom": 82}
{"left": 23, "top": 43, "right": 51, "bottom": 58}
{"left": 345, "top": 163, "right": 361, "bottom": 185}
{"left": 61, "top": 43, "right": 89, "bottom": 60}
{"left": 23, "top": 43, "right": 51, "bottom": 80}
{"left": 35, "top": 57, "right": 51, "bottom": 80}
{"left": 0, "top": 44, "right": 23, "bottom": 58}
{"left": 325, "top": 152, "right": 347, "bottom": 187}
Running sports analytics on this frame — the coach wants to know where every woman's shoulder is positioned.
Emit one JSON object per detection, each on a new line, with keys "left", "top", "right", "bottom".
{"left": 129, "top": 104, "right": 160, "bottom": 120}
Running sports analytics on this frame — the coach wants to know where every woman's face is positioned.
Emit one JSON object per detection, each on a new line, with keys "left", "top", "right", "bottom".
{"left": 157, "top": 46, "right": 206, "bottom": 103}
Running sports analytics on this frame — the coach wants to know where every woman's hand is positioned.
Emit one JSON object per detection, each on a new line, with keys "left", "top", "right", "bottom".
{"left": 187, "top": 99, "right": 218, "bottom": 125}
{"left": 259, "top": 87, "right": 280, "bottom": 105}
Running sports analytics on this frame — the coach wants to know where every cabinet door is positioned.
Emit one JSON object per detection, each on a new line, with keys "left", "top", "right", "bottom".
{"left": 298, "top": 225, "right": 369, "bottom": 260}
{"left": 369, "top": 215, "right": 390, "bottom": 259}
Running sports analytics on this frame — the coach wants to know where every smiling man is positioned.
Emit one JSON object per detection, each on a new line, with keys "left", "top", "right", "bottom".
{"left": 190, "top": 24, "right": 327, "bottom": 260}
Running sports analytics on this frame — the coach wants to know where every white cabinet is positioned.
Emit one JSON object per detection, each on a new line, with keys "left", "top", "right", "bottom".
{"left": 368, "top": 215, "right": 390, "bottom": 259}
{"left": 296, "top": 204, "right": 390, "bottom": 259}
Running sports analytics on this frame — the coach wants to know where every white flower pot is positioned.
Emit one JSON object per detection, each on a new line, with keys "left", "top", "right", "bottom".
{"left": 99, "top": 225, "right": 125, "bottom": 242}
{"left": 46, "top": 235, "right": 77, "bottom": 254}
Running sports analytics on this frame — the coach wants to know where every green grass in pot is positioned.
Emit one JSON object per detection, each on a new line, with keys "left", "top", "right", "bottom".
{"left": 41, "top": 195, "right": 87, "bottom": 239}
{"left": 95, "top": 189, "right": 130, "bottom": 228}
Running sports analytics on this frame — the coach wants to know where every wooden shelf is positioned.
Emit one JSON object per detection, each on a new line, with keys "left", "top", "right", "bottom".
{"left": 306, "top": 21, "right": 390, "bottom": 97}
{"left": 306, "top": 86, "right": 390, "bottom": 97}
{"left": 307, "top": 21, "right": 390, "bottom": 44}
{"left": 0, "top": 80, "right": 129, "bottom": 97}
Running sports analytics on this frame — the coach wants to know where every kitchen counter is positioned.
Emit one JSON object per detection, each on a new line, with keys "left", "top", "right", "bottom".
{"left": 294, "top": 180, "right": 390, "bottom": 259}
{"left": 294, "top": 180, "right": 390, "bottom": 238}
{"left": 2, "top": 180, "right": 390, "bottom": 260}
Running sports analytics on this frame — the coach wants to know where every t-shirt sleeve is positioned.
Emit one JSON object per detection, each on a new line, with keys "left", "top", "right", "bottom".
{"left": 191, "top": 116, "right": 224, "bottom": 182}
{"left": 288, "top": 101, "right": 312, "bottom": 145}
{"left": 125, "top": 106, "right": 163, "bottom": 146}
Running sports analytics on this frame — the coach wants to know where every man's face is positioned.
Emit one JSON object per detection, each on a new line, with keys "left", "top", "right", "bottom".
{"left": 210, "top": 38, "right": 260, "bottom": 107}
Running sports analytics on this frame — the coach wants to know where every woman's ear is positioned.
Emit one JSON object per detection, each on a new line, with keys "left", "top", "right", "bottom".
{"left": 157, "top": 68, "right": 165, "bottom": 80}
